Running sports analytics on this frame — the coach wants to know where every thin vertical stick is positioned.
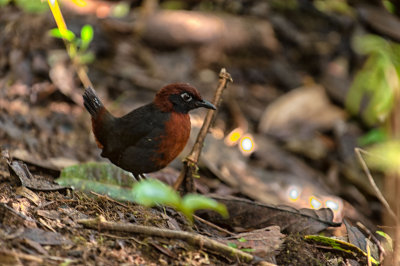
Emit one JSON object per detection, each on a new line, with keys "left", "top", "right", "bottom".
{"left": 355, "top": 147, "right": 397, "bottom": 222}
{"left": 47, "top": 0, "right": 93, "bottom": 89}
{"left": 174, "top": 68, "right": 232, "bottom": 192}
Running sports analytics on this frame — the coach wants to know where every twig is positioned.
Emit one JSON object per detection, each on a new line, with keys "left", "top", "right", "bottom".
{"left": 0, "top": 249, "right": 43, "bottom": 263}
{"left": 78, "top": 216, "right": 253, "bottom": 263}
{"left": 90, "top": 191, "right": 129, "bottom": 208}
{"left": 194, "top": 215, "right": 234, "bottom": 236}
{"left": 356, "top": 221, "right": 386, "bottom": 262}
{"left": 100, "top": 233, "right": 148, "bottom": 246}
{"left": 73, "top": 60, "right": 93, "bottom": 89}
{"left": 174, "top": 68, "right": 233, "bottom": 192}
{"left": 355, "top": 147, "right": 397, "bottom": 222}
{"left": 367, "top": 241, "right": 372, "bottom": 266}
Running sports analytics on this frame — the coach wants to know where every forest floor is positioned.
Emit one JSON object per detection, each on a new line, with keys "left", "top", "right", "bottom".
{"left": 0, "top": 1, "right": 391, "bottom": 265}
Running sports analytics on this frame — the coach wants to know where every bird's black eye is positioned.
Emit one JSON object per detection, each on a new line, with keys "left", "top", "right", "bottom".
{"left": 181, "top": 92, "right": 192, "bottom": 102}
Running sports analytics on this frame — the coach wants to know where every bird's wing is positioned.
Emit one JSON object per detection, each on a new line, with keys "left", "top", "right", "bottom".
{"left": 117, "top": 104, "right": 168, "bottom": 142}
{"left": 103, "top": 103, "right": 168, "bottom": 156}
{"left": 117, "top": 145, "right": 162, "bottom": 174}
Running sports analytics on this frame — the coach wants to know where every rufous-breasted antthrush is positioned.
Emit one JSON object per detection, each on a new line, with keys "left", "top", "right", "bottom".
{"left": 83, "top": 83, "right": 216, "bottom": 180}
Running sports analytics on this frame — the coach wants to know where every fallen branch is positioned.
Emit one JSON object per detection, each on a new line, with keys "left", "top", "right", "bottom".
{"left": 78, "top": 216, "right": 253, "bottom": 263}
{"left": 174, "top": 68, "right": 232, "bottom": 193}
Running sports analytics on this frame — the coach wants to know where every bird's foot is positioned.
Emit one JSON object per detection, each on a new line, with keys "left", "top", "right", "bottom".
{"left": 132, "top": 173, "right": 147, "bottom": 181}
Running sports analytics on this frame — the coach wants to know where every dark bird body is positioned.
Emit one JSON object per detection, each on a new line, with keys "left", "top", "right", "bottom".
{"left": 83, "top": 83, "right": 215, "bottom": 179}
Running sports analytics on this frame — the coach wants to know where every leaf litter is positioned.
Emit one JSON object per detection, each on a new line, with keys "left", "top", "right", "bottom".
{"left": 0, "top": 2, "right": 389, "bottom": 265}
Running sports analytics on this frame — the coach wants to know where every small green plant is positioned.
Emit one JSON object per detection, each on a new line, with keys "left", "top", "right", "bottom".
{"left": 346, "top": 34, "right": 399, "bottom": 126}
{"left": 226, "top": 240, "right": 255, "bottom": 253}
{"left": 49, "top": 24, "right": 95, "bottom": 64}
{"left": 376, "top": 230, "right": 393, "bottom": 251}
{"left": 0, "top": 0, "right": 49, "bottom": 13}
{"left": 133, "top": 179, "right": 228, "bottom": 222}
{"left": 56, "top": 162, "right": 228, "bottom": 222}
{"left": 227, "top": 242, "right": 238, "bottom": 248}
{"left": 365, "top": 140, "right": 400, "bottom": 174}
{"left": 314, "top": 0, "right": 353, "bottom": 16}
{"left": 305, "top": 235, "right": 379, "bottom": 264}
{"left": 383, "top": 0, "right": 396, "bottom": 13}
{"left": 0, "top": 0, "right": 9, "bottom": 6}
{"left": 346, "top": 34, "right": 400, "bottom": 173}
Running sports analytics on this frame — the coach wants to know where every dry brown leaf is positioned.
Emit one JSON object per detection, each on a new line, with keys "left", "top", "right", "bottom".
{"left": 258, "top": 85, "right": 346, "bottom": 138}
{"left": 8, "top": 160, "right": 65, "bottom": 191}
{"left": 220, "top": 226, "right": 284, "bottom": 261}
{"left": 198, "top": 195, "right": 341, "bottom": 235}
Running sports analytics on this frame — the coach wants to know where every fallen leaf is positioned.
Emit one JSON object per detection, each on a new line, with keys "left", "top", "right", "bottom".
{"left": 8, "top": 160, "right": 65, "bottom": 191}
{"left": 15, "top": 187, "right": 41, "bottom": 206}
{"left": 198, "top": 195, "right": 341, "bottom": 234}
{"left": 220, "top": 226, "right": 284, "bottom": 261}
{"left": 13, "top": 149, "right": 79, "bottom": 172}
{"left": 18, "top": 228, "right": 72, "bottom": 246}
{"left": 258, "top": 85, "right": 346, "bottom": 139}
{"left": 305, "top": 234, "right": 379, "bottom": 265}
{"left": 344, "top": 220, "right": 379, "bottom": 261}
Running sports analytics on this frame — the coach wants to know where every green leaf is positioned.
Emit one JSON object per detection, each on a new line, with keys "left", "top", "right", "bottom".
{"left": 49, "top": 28, "right": 76, "bottom": 42}
{"left": 15, "top": 0, "right": 48, "bottom": 13}
{"left": 59, "top": 162, "right": 136, "bottom": 186}
{"left": 347, "top": 34, "right": 399, "bottom": 125}
{"left": 353, "top": 34, "right": 388, "bottom": 56}
{"left": 161, "top": 1, "right": 187, "bottom": 10}
{"left": 80, "top": 24, "right": 94, "bottom": 51}
{"left": 132, "top": 179, "right": 181, "bottom": 209}
{"left": 78, "top": 52, "right": 95, "bottom": 64}
{"left": 314, "top": 0, "right": 353, "bottom": 16}
{"left": 238, "top": 237, "right": 247, "bottom": 243}
{"left": 305, "top": 235, "right": 379, "bottom": 265}
{"left": 227, "top": 242, "right": 237, "bottom": 248}
{"left": 365, "top": 140, "right": 400, "bottom": 174}
{"left": 49, "top": 28, "right": 63, "bottom": 39}
{"left": 383, "top": 0, "right": 395, "bottom": 14}
{"left": 111, "top": 2, "right": 130, "bottom": 18}
{"left": 180, "top": 194, "right": 228, "bottom": 221}
{"left": 240, "top": 248, "right": 255, "bottom": 253}
{"left": 56, "top": 162, "right": 137, "bottom": 202}
{"left": 376, "top": 230, "right": 393, "bottom": 251}
{"left": 0, "top": 0, "right": 11, "bottom": 6}
{"left": 358, "top": 128, "right": 387, "bottom": 146}
{"left": 57, "top": 163, "right": 228, "bottom": 223}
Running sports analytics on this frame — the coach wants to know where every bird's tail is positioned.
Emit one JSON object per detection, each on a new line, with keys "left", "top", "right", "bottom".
{"left": 83, "top": 87, "right": 105, "bottom": 117}
{"left": 83, "top": 87, "right": 114, "bottom": 150}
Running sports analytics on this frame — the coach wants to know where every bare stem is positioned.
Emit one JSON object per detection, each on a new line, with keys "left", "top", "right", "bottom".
{"left": 68, "top": 43, "right": 93, "bottom": 89}
{"left": 174, "top": 68, "right": 232, "bottom": 192}
{"left": 355, "top": 147, "right": 397, "bottom": 222}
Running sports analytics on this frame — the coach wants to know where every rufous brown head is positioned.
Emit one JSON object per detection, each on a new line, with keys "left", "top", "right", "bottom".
{"left": 154, "top": 83, "right": 216, "bottom": 113}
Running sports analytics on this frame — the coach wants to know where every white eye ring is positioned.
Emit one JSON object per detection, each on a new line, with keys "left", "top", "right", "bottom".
{"left": 181, "top": 92, "right": 192, "bottom": 102}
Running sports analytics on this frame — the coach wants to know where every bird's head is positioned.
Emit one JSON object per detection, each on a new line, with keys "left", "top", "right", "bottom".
{"left": 154, "top": 83, "right": 216, "bottom": 113}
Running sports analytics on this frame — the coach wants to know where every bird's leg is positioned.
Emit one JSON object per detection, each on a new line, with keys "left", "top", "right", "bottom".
{"left": 131, "top": 173, "right": 146, "bottom": 181}
{"left": 131, "top": 173, "right": 140, "bottom": 182}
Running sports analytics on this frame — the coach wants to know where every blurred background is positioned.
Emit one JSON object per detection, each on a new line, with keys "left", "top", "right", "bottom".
{"left": 1, "top": 0, "right": 400, "bottom": 256}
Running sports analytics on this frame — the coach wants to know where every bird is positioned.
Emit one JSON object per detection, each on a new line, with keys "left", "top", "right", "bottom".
{"left": 82, "top": 83, "right": 216, "bottom": 180}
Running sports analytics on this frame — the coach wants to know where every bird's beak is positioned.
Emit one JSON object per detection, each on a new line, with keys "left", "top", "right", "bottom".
{"left": 196, "top": 99, "right": 216, "bottom": 110}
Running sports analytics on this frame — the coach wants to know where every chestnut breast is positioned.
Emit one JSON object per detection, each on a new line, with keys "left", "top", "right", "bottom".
{"left": 155, "top": 112, "right": 191, "bottom": 168}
